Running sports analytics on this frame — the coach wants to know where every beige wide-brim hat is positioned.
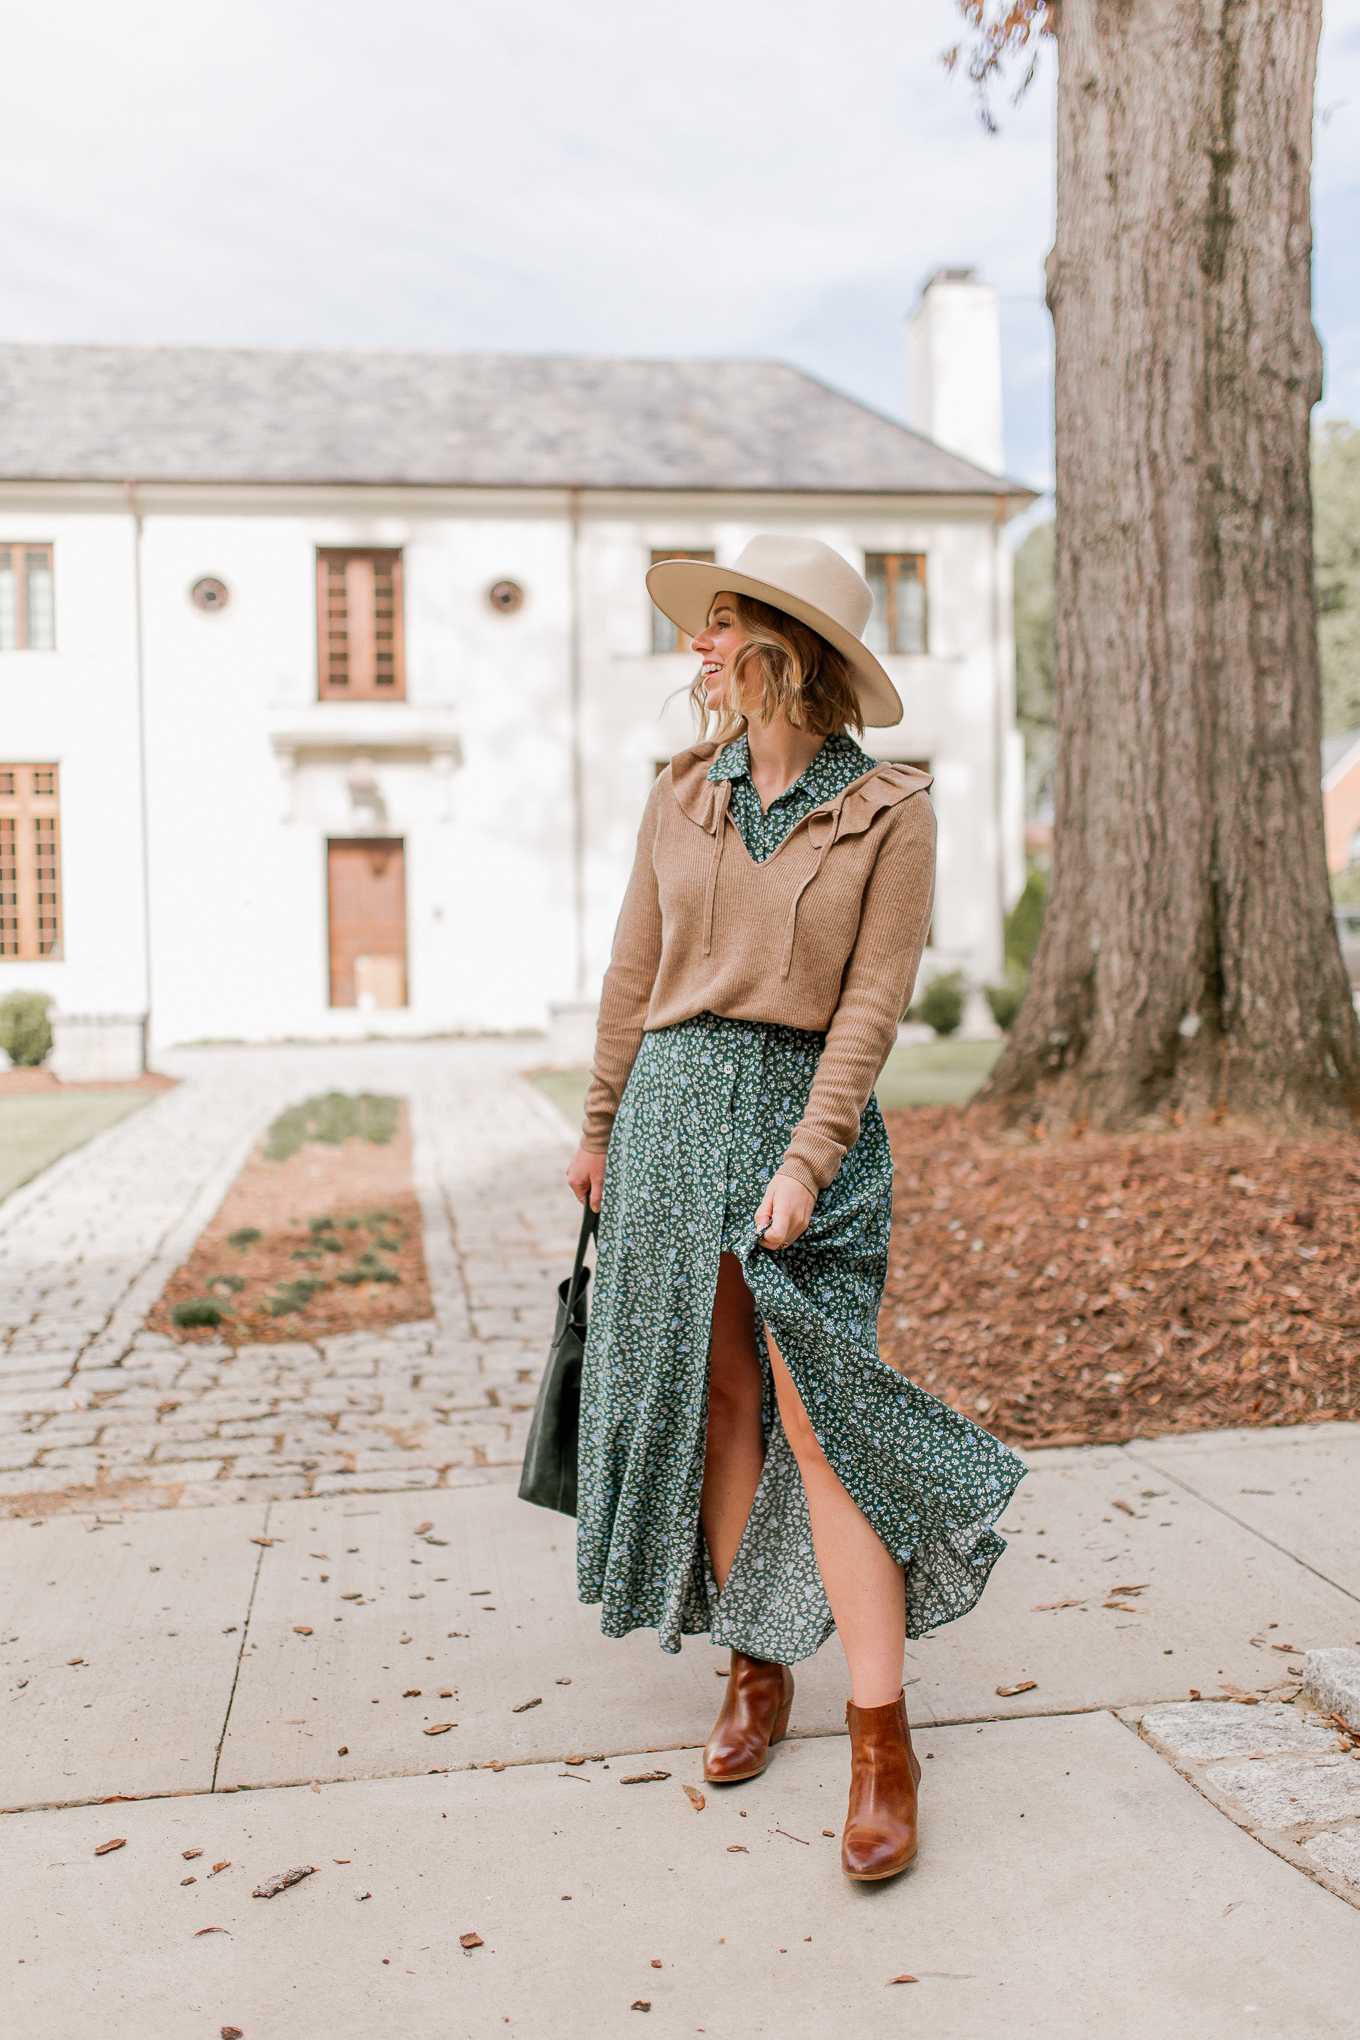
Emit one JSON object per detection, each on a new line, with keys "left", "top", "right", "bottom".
{"left": 646, "top": 534, "right": 903, "bottom": 729}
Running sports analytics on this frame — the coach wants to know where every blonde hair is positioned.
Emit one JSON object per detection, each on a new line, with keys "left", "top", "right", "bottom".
{"left": 688, "top": 593, "right": 863, "bottom": 744}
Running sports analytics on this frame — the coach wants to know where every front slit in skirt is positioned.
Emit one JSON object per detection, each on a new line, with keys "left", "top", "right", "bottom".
{"left": 576, "top": 1012, "right": 1026, "bottom": 1662}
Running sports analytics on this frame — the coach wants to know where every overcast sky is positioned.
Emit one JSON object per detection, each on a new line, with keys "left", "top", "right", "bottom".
{"left": 1, "top": 0, "right": 1357, "bottom": 494}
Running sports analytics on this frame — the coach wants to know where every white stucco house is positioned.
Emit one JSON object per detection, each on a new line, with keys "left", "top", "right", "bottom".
{"left": 0, "top": 269, "right": 1033, "bottom": 1075}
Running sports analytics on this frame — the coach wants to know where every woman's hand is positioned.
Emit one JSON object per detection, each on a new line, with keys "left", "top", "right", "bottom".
{"left": 755, "top": 1171, "right": 815, "bottom": 1250}
{"left": 567, "top": 1145, "right": 607, "bottom": 1213}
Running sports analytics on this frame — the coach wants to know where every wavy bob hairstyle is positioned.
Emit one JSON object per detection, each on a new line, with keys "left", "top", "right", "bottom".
{"left": 689, "top": 593, "right": 863, "bottom": 745}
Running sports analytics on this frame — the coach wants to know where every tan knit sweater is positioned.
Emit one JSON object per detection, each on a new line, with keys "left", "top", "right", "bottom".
{"left": 581, "top": 743, "right": 936, "bottom": 1193}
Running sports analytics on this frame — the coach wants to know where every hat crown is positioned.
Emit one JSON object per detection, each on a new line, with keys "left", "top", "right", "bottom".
{"left": 729, "top": 535, "right": 872, "bottom": 642}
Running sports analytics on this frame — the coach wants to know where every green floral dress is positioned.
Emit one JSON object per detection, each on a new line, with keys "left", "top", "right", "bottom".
{"left": 577, "top": 733, "right": 1024, "bottom": 1661}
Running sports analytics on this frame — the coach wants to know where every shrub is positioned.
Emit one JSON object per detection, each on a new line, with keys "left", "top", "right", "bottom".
{"left": 172, "top": 1297, "right": 227, "bottom": 1329}
{"left": 338, "top": 1252, "right": 400, "bottom": 1287}
{"left": 0, "top": 990, "right": 53, "bottom": 1068}
{"left": 227, "top": 1226, "right": 261, "bottom": 1250}
{"left": 207, "top": 1273, "right": 245, "bottom": 1294}
{"left": 1005, "top": 869, "right": 1048, "bottom": 976}
{"left": 918, "top": 970, "right": 967, "bottom": 1038}
{"left": 985, "top": 977, "right": 1026, "bottom": 1030}
{"left": 266, "top": 1277, "right": 326, "bottom": 1316}
{"left": 264, "top": 1092, "right": 400, "bottom": 1162}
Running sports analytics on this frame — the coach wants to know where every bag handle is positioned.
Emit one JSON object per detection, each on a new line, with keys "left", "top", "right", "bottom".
{"left": 566, "top": 1198, "right": 598, "bottom": 1310}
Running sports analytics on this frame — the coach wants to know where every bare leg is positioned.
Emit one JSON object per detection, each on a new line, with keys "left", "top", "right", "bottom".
{"left": 700, "top": 1252, "right": 766, "bottom": 1588}
{"left": 766, "top": 1326, "right": 907, "bottom": 1709}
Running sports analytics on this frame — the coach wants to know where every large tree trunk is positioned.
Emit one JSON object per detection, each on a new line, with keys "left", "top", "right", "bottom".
{"left": 982, "top": 0, "right": 1360, "bottom": 1131}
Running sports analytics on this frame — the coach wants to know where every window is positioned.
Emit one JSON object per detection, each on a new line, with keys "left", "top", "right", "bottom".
{"left": 317, "top": 550, "right": 405, "bottom": 700}
{"left": 0, "top": 764, "right": 62, "bottom": 958}
{"left": 864, "top": 553, "right": 926, "bottom": 656}
{"left": 650, "top": 550, "right": 715, "bottom": 653}
{"left": 0, "top": 545, "right": 55, "bottom": 651}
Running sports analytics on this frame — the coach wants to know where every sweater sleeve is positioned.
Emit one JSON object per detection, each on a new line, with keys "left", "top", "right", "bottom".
{"left": 777, "top": 793, "right": 937, "bottom": 1195}
{"left": 579, "top": 776, "right": 667, "bottom": 1152}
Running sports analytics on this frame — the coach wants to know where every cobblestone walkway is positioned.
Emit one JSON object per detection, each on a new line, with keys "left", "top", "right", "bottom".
{"left": 0, "top": 1041, "right": 577, "bottom": 1514}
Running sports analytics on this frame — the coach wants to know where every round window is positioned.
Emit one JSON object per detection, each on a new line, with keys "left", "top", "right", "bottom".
{"left": 488, "top": 580, "right": 524, "bottom": 614}
{"left": 191, "top": 577, "right": 230, "bottom": 612}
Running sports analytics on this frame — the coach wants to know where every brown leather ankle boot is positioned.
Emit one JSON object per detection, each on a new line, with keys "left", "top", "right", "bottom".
{"left": 841, "top": 1690, "right": 921, "bottom": 1881}
{"left": 703, "top": 1651, "right": 795, "bottom": 1784}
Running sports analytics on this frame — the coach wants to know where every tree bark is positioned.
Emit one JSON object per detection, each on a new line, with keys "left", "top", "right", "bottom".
{"left": 982, "top": 0, "right": 1360, "bottom": 1131}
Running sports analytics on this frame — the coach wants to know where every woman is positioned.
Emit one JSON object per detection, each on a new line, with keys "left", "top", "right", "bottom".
{"left": 566, "top": 535, "right": 1023, "bottom": 1882}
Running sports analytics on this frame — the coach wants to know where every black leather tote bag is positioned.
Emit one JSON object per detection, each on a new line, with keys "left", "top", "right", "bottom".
{"left": 517, "top": 1201, "right": 597, "bottom": 1516}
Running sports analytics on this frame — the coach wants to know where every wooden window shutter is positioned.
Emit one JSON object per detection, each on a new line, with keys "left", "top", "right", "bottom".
{"left": 0, "top": 763, "right": 62, "bottom": 957}
{"left": 316, "top": 550, "right": 405, "bottom": 700}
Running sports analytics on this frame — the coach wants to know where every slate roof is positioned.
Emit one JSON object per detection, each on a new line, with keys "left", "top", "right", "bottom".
{"left": 0, "top": 343, "right": 1029, "bottom": 496}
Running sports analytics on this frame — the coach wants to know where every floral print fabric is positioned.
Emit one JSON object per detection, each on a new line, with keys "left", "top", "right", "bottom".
{"left": 577, "top": 1010, "right": 1026, "bottom": 1660}
{"left": 705, "top": 727, "right": 875, "bottom": 863}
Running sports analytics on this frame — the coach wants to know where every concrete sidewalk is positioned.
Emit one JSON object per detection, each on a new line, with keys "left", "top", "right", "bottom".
{"left": 4, "top": 1424, "right": 1359, "bottom": 2036}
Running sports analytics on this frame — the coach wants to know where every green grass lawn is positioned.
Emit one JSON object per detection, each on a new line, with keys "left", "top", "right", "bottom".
{"left": 528, "top": 1036, "right": 1002, "bottom": 1135}
{"left": 0, "top": 1090, "right": 157, "bottom": 1203}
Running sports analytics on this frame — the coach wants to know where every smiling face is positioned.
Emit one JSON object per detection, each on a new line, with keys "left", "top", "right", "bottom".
{"left": 690, "top": 594, "right": 753, "bottom": 717}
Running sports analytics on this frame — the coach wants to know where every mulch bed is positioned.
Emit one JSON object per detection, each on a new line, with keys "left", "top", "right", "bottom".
{"left": 0, "top": 1068, "right": 176, "bottom": 1094}
{"left": 148, "top": 1102, "right": 431, "bottom": 1346}
{"left": 878, "top": 1107, "right": 1360, "bottom": 1449}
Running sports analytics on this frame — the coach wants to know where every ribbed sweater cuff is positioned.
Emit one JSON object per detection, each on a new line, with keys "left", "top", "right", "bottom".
{"left": 778, "top": 1134, "right": 844, "bottom": 1196}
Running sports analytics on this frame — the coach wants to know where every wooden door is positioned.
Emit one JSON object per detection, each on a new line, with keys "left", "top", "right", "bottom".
{"left": 327, "top": 839, "right": 407, "bottom": 1008}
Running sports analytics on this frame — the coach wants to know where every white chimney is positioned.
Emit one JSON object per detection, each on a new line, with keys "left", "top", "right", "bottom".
{"left": 908, "top": 267, "right": 1005, "bottom": 475}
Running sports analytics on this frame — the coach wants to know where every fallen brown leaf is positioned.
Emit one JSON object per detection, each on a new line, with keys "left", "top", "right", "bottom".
{"left": 1111, "top": 1584, "right": 1149, "bottom": 1595}
{"left": 182, "top": 1849, "right": 203, "bottom": 1860}
{"left": 309, "top": 1780, "right": 320, "bottom": 1794}
{"left": 631, "top": 2001, "right": 652, "bottom": 2012}
{"left": 459, "top": 1932, "right": 483, "bottom": 1950}
{"left": 222, "top": 2028, "right": 244, "bottom": 2038}
{"left": 996, "top": 1681, "right": 1038, "bottom": 1698}
{"left": 888, "top": 1976, "right": 919, "bottom": 1986}
{"left": 94, "top": 1838, "right": 126, "bottom": 1856}
{"left": 512, "top": 1697, "right": 542, "bottom": 1713}
{"left": 338, "top": 1745, "right": 349, "bottom": 1756}
{"left": 414, "top": 1521, "right": 434, "bottom": 1534}
{"left": 211, "top": 1861, "right": 230, "bottom": 1875}
{"left": 1033, "top": 1598, "right": 1085, "bottom": 1611}
{"left": 250, "top": 1537, "right": 275, "bottom": 1546}
{"left": 622, "top": 1770, "right": 672, "bottom": 1785}
{"left": 181, "top": 1876, "right": 196, "bottom": 1886}
{"left": 682, "top": 1784, "right": 706, "bottom": 1811}
{"left": 194, "top": 1927, "right": 231, "bottom": 1936}
{"left": 484, "top": 1760, "right": 505, "bottom": 1772}
{"left": 1111, "top": 1499, "right": 1135, "bottom": 1517}
{"left": 727, "top": 1844, "right": 749, "bottom": 1853}
{"left": 252, "top": 1864, "right": 316, "bottom": 1898}
{"left": 822, "top": 1829, "right": 836, "bottom": 1837}
{"left": 1218, "top": 1683, "right": 1261, "bottom": 1705}
{"left": 1104, "top": 1602, "right": 1141, "bottom": 1613}
{"left": 292, "top": 1625, "right": 313, "bottom": 1636}
{"left": 424, "top": 1723, "right": 456, "bottom": 1735}
{"left": 67, "top": 1657, "right": 84, "bottom": 1666}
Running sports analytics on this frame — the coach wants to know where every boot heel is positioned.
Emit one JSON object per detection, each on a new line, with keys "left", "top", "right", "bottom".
{"left": 770, "top": 1696, "right": 793, "bottom": 1748}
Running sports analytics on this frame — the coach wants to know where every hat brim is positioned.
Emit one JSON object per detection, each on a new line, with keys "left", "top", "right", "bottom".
{"left": 645, "top": 559, "right": 904, "bottom": 729}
